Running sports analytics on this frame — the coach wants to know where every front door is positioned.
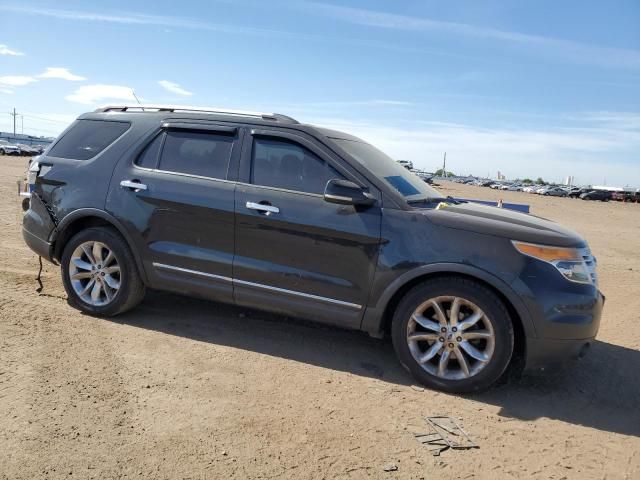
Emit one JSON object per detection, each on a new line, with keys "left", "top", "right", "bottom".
{"left": 233, "top": 129, "right": 382, "bottom": 328}
{"left": 107, "top": 122, "right": 242, "bottom": 303}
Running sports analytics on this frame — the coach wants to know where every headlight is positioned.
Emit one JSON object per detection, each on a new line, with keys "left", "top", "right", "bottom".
{"left": 512, "top": 241, "right": 593, "bottom": 284}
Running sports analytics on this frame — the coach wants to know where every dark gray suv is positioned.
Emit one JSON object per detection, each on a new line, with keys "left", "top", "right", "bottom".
{"left": 22, "top": 105, "right": 604, "bottom": 393}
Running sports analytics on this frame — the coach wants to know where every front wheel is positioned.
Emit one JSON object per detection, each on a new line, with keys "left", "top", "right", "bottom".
{"left": 391, "top": 277, "right": 514, "bottom": 393}
{"left": 61, "top": 227, "right": 145, "bottom": 316}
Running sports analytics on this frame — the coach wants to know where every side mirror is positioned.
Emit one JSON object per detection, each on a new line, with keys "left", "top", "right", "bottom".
{"left": 324, "top": 179, "right": 375, "bottom": 207}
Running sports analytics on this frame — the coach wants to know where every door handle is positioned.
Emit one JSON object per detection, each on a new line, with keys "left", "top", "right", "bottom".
{"left": 246, "top": 201, "right": 279, "bottom": 214}
{"left": 120, "top": 180, "right": 147, "bottom": 191}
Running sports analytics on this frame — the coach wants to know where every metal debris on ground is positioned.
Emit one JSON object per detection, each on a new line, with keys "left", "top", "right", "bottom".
{"left": 414, "top": 416, "right": 478, "bottom": 456}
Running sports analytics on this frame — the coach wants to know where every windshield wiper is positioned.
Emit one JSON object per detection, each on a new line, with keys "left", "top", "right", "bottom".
{"left": 408, "top": 196, "right": 465, "bottom": 206}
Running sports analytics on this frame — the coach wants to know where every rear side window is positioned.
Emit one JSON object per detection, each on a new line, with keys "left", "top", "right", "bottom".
{"left": 158, "top": 130, "right": 234, "bottom": 179}
{"left": 251, "top": 137, "right": 345, "bottom": 194}
{"left": 48, "top": 119, "right": 129, "bottom": 160}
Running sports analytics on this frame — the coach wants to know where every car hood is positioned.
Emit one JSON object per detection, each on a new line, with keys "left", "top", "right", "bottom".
{"left": 424, "top": 201, "right": 585, "bottom": 247}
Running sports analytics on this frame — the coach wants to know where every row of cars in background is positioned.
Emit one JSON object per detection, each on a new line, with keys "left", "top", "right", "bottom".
{"left": 446, "top": 177, "right": 640, "bottom": 202}
{"left": 0, "top": 140, "right": 46, "bottom": 157}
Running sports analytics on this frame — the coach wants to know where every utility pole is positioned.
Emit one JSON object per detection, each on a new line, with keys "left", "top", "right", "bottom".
{"left": 442, "top": 152, "right": 447, "bottom": 177}
{"left": 20, "top": 115, "right": 23, "bottom": 135}
{"left": 10, "top": 108, "right": 17, "bottom": 136}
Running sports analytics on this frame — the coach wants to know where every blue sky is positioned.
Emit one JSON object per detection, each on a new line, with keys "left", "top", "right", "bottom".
{"left": 1, "top": 0, "right": 639, "bottom": 186}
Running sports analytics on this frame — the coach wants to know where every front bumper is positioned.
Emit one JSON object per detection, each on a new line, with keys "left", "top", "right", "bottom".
{"left": 513, "top": 259, "right": 605, "bottom": 372}
{"left": 525, "top": 336, "right": 596, "bottom": 372}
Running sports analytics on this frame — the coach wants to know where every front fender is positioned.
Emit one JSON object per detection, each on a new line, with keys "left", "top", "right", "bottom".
{"left": 360, "top": 262, "right": 537, "bottom": 339}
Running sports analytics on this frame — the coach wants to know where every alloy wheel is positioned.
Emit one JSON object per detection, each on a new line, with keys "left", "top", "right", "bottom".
{"left": 406, "top": 296, "right": 496, "bottom": 380}
{"left": 68, "top": 241, "right": 121, "bottom": 306}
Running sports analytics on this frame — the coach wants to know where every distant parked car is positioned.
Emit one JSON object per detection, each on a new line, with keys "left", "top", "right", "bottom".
{"left": 0, "top": 140, "right": 21, "bottom": 156}
{"left": 416, "top": 173, "right": 434, "bottom": 184}
{"left": 17, "top": 144, "right": 41, "bottom": 156}
{"left": 542, "top": 187, "right": 568, "bottom": 197}
{"left": 568, "top": 187, "right": 591, "bottom": 198}
{"left": 611, "top": 191, "right": 639, "bottom": 202}
{"left": 580, "top": 190, "right": 611, "bottom": 201}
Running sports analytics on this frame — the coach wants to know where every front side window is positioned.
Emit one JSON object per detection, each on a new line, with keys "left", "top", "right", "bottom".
{"left": 331, "top": 138, "right": 442, "bottom": 202}
{"left": 158, "top": 130, "right": 234, "bottom": 179}
{"left": 48, "top": 119, "right": 130, "bottom": 160}
{"left": 251, "top": 137, "right": 345, "bottom": 194}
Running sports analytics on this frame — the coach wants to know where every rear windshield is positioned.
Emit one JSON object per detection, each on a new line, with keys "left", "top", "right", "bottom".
{"left": 48, "top": 119, "right": 130, "bottom": 160}
{"left": 332, "top": 138, "right": 441, "bottom": 201}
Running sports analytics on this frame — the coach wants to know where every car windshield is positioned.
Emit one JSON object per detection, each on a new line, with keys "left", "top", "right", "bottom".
{"left": 332, "top": 138, "right": 441, "bottom": 203}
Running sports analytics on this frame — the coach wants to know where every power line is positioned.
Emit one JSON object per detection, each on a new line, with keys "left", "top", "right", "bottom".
{"left": 19, "top": 113, "right": 71, "bottom": 125}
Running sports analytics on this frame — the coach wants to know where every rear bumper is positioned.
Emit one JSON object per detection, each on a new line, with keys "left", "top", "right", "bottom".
{"left": 22, "top": 226, "right": 53, "bottom": 261}
{"left": 22, "top": 193, "right": 57, "bottom": 263}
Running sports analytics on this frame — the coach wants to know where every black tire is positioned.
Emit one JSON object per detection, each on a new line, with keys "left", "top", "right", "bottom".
{"left": 391, "top": 276, "right": 514, "bottom": 394}
{"left": 0, "top": 149, "right": 5, "bottom": 155}
{"left": 61, "top": 227, "right": 145, "bottom": 316}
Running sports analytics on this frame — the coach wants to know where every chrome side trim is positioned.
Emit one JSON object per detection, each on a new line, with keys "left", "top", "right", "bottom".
{"left": 233, "top": 278, "right": 362, "bottom": 310}
{"left": 151, "top": 262, "right": 361, "bottom": 310}
{"left": 152, "top": 262, "right": 232, "bottom": 283}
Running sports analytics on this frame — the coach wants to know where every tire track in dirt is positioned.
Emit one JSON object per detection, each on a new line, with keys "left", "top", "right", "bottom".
{"left": 0, "top": 267, "right": 144, "bottom": 478}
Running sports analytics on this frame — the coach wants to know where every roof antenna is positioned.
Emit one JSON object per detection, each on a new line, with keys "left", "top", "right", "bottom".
{"left": 131, "top": 90, "right": 144, "bottom": 111}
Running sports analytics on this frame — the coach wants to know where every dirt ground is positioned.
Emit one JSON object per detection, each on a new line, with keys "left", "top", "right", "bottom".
{"left": 1, "top": 154, "right": 639, "bottom": 479}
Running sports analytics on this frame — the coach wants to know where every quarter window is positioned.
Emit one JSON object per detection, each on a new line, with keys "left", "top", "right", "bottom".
{"left": 251, "top": 137, "right": 345, "bottom": 194}
{"left": 158, "top": 130, "right": 234, "bottom": 179}
{"left": 48, "top": 119, "right": 130, "bottom": 160}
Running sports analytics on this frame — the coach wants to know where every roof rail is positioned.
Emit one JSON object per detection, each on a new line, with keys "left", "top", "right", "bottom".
{"left": 95, "top": 104, "right": 298, "bottom": 123}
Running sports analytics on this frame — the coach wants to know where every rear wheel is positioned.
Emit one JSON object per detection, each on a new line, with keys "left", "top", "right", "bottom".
{"left": 61, "top": 227, "right": 145, "bottom": 316}
{"left": 391, "top": 277, "right": 514, "bottom": 393}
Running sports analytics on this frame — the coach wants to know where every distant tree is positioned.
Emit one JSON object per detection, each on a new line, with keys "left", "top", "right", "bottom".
{"left": 536, "top": 177, "right": 547, "bottom": 185}
{"left": 434, "top": 169, "right": 455, "bottom": 177}
{"left": 522, "top": 178, "right": 533, "bottom": 184}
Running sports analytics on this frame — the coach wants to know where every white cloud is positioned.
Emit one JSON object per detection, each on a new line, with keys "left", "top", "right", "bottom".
{"left": 0, "top": 5, "right": 426, "bottom": 55}
{"left": 0, "top": 88, "right": 14, "bottom": 94}
{"left": 302, "top": 2, "right": 640, "bottom": 69}
{"left": 38, "top": 67, "right": 86, "bottom": 81}
{"left": 0, "top": 5, "right": 292, "bottom": 38}
{"left": 158, "top": 80, "right": 193, "bottom": 96}
{"left": 0, "top": 75, "right": 37, "bottom": 87}
{"left": 65, "top": 84, "right": 136, "bottom": 105}
{"left": 0, "top": 44, "right": 24, "bottom": 56}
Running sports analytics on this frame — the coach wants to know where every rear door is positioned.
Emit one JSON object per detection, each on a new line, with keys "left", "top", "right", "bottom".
{"left": 107, "top": 122, "right": 242, "bottom": 303}
{"left": 233, "top": 128, "right": 382, "bottom": 329}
